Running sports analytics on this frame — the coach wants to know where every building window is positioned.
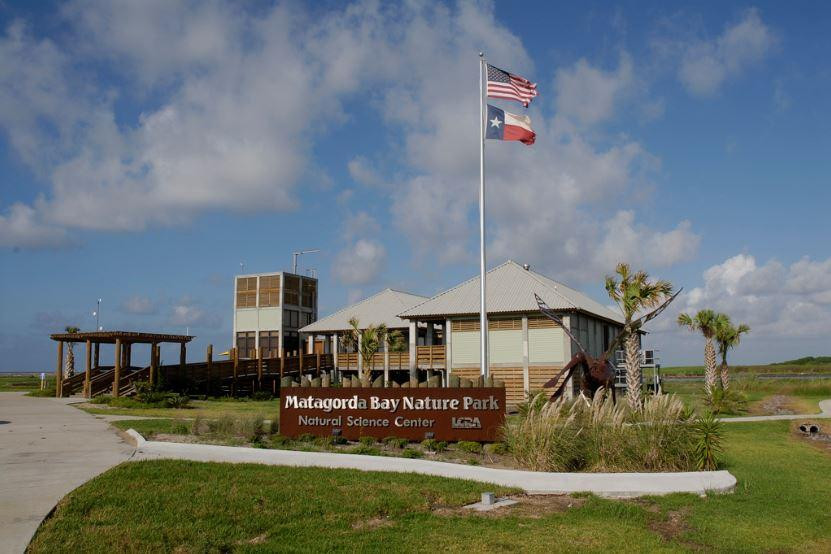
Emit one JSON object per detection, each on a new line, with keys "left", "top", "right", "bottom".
{"left": 301, "top": 278, "right": 316, "bottom": 309}
{"left": 284, "top": 275, "right": 300, "bottom": 305}
{"left": 236, "top": 277, "right": 257, "bottom": 308}
{"left": 259, "top": 331, "right": 280, "bottom": 357}
{"left": 283, "top": 309, "right": 299, "bottom": 328}
{"left": 259, "top": 275, "right": 281, "bottom": 307}
{"left": 235, "top": 331, "right": 256, "bottom": 359}
{"left": 301, "top": 312, "right": 315, "bottom": 326}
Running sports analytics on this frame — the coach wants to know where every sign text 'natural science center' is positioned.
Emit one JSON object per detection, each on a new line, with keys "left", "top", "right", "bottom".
{"left": 279, "top": 388, "right": 506, "bottom": 441}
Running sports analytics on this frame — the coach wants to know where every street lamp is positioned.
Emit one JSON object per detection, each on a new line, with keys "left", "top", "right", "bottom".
{"left": 93, "top": 298, "right": 102, "bottom": 331}
{"left": 292, "top": 249, "right": 320, "bottom": 274}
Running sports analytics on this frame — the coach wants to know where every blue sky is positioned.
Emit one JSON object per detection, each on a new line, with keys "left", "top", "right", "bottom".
{"left": 1, "top": 0, "right": 830, "bottom": 371}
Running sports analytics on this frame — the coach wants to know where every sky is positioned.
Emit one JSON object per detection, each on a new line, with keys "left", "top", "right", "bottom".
{"left": 1, "top": 0, "right": 830, "bottom": 371}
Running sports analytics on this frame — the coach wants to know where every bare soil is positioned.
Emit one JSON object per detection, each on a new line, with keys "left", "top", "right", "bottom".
{"left": 752, "top": 395, "right": 797, "bottom": 415}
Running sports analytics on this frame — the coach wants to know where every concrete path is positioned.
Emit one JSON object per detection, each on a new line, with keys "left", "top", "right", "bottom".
{"left": 128, "top": 430, "right": 736, "bottom": 498}
{"left": 720, "top": 399, "right": 831, "bottom": 423}
{"left": 0, "top": 393, "right": 134, "bottom": 554}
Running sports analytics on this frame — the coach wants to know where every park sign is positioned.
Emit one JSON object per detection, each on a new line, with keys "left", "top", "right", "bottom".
{"left": 280, "top": 387, "right": 506, "bottom": 441}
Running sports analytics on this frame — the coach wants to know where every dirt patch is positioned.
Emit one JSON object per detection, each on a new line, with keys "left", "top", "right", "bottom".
{"left": 236, "top": 533, "right": 268, "bottom": 545}
{"left": 351, "top": 516, "right": 393, "bottom": 530}
{"left": 432, "top": 494, "right": 585, "bottom": 519}
{"left": 753, "top": 395, "right": 797, "bottom": 415}
{"left": 648, "top": 507, "right": 691, "bottom": 541}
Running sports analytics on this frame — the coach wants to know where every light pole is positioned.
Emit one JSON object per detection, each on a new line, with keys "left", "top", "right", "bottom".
{"left": 292, "top": 249, "right": 320, "bottom": 274}
{"left": 93, "top": 298, "right": 102, "bottom": 330}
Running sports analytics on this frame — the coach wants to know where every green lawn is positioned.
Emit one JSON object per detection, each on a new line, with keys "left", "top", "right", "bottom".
{"left": 662, "top": 363, "right": 831, "bottom": 376}
{"left": 29, "top": 420, "right": 831, "bottom": 552}
{"left": 0, "top": 373, "right": 48, "bottom": 392}
{"left": 78, "top": 398, "right": 279, "bottom": 419}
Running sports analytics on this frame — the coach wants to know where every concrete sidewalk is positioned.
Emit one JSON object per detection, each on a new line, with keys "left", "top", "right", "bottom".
{"left": 0, "top": 393, "right": 133, "bottom": 554}
{"left": 129, "top": 430, "right": 737, "bottom": 498}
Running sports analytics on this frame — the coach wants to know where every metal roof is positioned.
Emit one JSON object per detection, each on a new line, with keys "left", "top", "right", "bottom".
{"left": 398, "top": 260, "right": 624, "bottom": 324}
{"left": 49, "top": 331, "right": 194, "bottom": 344}
{"left": 300, "top": 289, "right": 428, "bottom": 333}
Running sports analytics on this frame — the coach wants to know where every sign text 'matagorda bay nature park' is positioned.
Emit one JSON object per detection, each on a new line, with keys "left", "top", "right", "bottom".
{"left": 279, "top": 388, "right": 506, "bottom": 441}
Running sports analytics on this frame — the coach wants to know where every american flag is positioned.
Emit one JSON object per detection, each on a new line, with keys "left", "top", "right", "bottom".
{"left": 486, "top": 64, "right": 538, "bottom": 107}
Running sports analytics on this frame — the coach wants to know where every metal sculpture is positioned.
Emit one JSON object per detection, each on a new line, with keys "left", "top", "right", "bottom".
{"left": 534, "top": 290, "right": 681, "bottom": 403}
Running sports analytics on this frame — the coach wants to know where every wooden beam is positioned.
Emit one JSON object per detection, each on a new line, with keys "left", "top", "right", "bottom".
{"left": 113, "top": 339, "right": 122, "bottom": 398}
{"left": 55, "top": 341, "right": 63, "bottom": 398}
{"left": 84, "top": 339, "right": 92, "bottom": 398}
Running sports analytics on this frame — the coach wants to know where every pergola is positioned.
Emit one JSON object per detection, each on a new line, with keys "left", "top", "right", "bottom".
{"left": 49, "top": 331, "right": 193, "bottom": 398}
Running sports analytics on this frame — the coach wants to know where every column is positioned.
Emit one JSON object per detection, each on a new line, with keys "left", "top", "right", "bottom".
{"left": 331, "top": 334, "right": 338, "bottom": 370}
{"left": 55, "top": 341, "right": 64, "bottom": 398}
{"left": 383, "top": 336, "right": 390, "bottom": 386}
{"left": 561, "top": 315, "right": 574, "bottom": 400}
{"left": 522, "top": 315, "right": 530, "bottom": 397}
{"left": 307, "top": 335, "right": 314, "bottom": 354}
{"left": 113, "top": 339, "right": 122, "bottom": 398}
{"left": 408, "top": 320, "right": 417, "bottom": 381}
{"left": 84, "top": 339, "right": 92, "bottom": 398}
{"left": 445, "top": 318, "right": 452, "bottom": 387}
{"left": 93, "top": 342, "right": 100, "bottom": 368}
{"left": 180, "top": 343, "right": 186, "bottom": 372}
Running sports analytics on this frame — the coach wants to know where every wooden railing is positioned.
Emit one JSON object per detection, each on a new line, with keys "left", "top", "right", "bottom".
{"left": 416, "top": 345, "right": 445, "bottom": 369}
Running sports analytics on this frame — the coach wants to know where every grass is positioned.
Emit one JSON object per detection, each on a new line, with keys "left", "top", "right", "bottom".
{"left": 111, "top": 419, "right": 191, "bottom": 438}
{"left": 28, "top": 420, "right": 831, "bottom": 552}
{"left": 0, "top": 373, "right": 48, "bottom": 392}
{"left": 78, "top": 397, "right": 279, "bottom": 419}
{"left": 662, "top": 363, "right": 831, "bottom": 376}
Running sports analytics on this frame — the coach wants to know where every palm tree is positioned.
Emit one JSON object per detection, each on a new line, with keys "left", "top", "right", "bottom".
{"left": 342, "top": 317, "right": 404, "bottom": 384}
{"left": 605, "top": 263, "right": 673, "bottom": 410}
{"left": 714, "top": 316, "right": 750, "bottom": 391}
{"left": 677, "top": 310, "right": 720, "bottom": 397}
{"left": 64, "top": 326, "right": 80, "bottom": 378}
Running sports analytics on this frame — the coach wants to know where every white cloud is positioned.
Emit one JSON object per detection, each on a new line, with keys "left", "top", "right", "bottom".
{"left": 333, "top": 238, "right": 386, "bottom": 286}
{"left": 0, "top": 203, "right": 68, "bottom": 249}
{"left": 677, "top": 8, "right": 775, "bottom": 96}
{"left": 168, "top": 298, "right": 221, "bottom": 329}
{"left": 555, "top": 53, "right": 635, "bottom": 125}
{"left": 347, "top": 157, "right": 383, "bottom": 187}
{"left": 342, "top": 211, "right": 380, "bottom": 242}
{"left": 121, "top": 296, "right": 157, "bottom": 315}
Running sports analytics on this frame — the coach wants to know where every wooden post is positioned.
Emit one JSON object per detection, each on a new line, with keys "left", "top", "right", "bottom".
{"left": 316, "top": 352, "right": 321, "bottom": 377}
{"left": 232, "top": 347, "right": 238, "bottom": 396}
{"left": 206, "top": 344, "right": 213, "bottom": 396}
{"left": 84, "top": 339, "right": 92, "bottom": 398}
{"left": 257, "top": 347, "right": 264, "bottom": 390}
{"left": 179, "top": 342, "right": 186, "bottom": 373}
{"left": 126, "top": 343, "right": 132, "bottom": 369}
{"left": 55, "top": 341, "right": 64, "bottom": 398}
{"left": 150, "top": 343, "right": 158, "bottom": 388}
{"left": 113, "top": 339, "right": 122, "bottom": 398}
{"left": 280, "top": 350, "right": 285, "bottom": 378}
{"left": 299, "top": 347, "right": 304, "bottom": 374}
{"left": 93, "top": 342, "right": 100, "bottom": 369}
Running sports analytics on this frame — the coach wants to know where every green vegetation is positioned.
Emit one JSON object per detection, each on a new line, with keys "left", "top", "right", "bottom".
{"left": 662, "top": 362, "right": 831, "bottom": 376}
{"left": 29, "top": 421, "right": 831, "bottom": 552}
{"left": 0, "top": 374, "right": 47, "bottom": 392}
{"left": 774, "top": 355, "right": 831, "bottom": 365}
{"left": 78, "top": 397, "right": 278, "bottom": 419}
{"left": 111, "top": 418, "right": 190, "bottom": 438}
{"left": 503, "top": 392, "right": 719, "bottom": 472}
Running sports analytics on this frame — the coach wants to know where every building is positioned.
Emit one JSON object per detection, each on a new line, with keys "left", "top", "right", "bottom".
{"left": 300, "top": 260, "right": 625, "bottom": 405}
{"left": 399, "top": 260, "right": 624, "bottom": 404}
{"left": 232, "top": 271, "right": 317, "bottom": 359}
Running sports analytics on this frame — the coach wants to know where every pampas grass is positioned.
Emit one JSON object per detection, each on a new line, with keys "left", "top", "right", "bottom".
{"left": 502, "top": 390, "right": 716, "bottom": 472}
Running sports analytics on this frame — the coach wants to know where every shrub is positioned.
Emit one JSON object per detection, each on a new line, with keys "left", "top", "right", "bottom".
{"left": 269, "top": 435, "right": 292, "bottom": 447}
{"left": 237, "top": 415, "right": 266, "bottom": 442}
{"left": 191, "top": 415, "right": 205, "bottom": 436}
{"left": 455, "top": 441, "right": 483, "bottom": 455}
{"left": 502, "top": 390, "right": 706, "bottom": 473}
{"left": 484, "top": 442, "right": 508, "bottom": 456}
{"left": 209, "top": 414, "right": 237, "bottom": 436}
{"left": 704, "top": 388, "right": 747, "bottom": 415}
{"left": 162, "top": 393, "right": 190, "bottom": 409}
{"left": 401, "top": 448, "right": 422, "bottom": 459}
{"left": 693, "top": 412, "right": 724, "bottom": 470}
{"left": 297, "top": 433, "right": 316, "bottom": 443}
{"left": 171, "top": 420, "right": 190, "bottom": 435}
{"left": 358, "top": 436, "right": 376, "bottom": 447}
{"left": 90, "top": 395, "right": 112, "bottom": 405}
{"left": 383, "top": 436, "right": 408, "bottom": 449}
{"left": 421, "top": 439, "right": 447, "bottom": 452}
{"left": 252, "top": 391, "right": 273, "bottom": 401}
{"left": 349, "top": 444, "right": 381, "bottom": 456}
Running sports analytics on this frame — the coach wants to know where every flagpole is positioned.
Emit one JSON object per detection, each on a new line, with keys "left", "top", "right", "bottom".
{"left": 478, "top": 52, "right": 489, "bottom": 379}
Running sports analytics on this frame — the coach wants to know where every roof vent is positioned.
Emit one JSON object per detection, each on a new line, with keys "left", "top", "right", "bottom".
{"left": 522, "top": 263, "right": 530, "bottom": 271}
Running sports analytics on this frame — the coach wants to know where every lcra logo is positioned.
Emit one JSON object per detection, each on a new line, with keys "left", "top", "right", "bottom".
{"left": 451, "top": 416, "right": 482, "bottom": 429}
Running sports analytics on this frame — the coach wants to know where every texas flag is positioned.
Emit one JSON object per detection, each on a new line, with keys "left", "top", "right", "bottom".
{"left": 485, "top": 104, "right": 536, "bottom": 145}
